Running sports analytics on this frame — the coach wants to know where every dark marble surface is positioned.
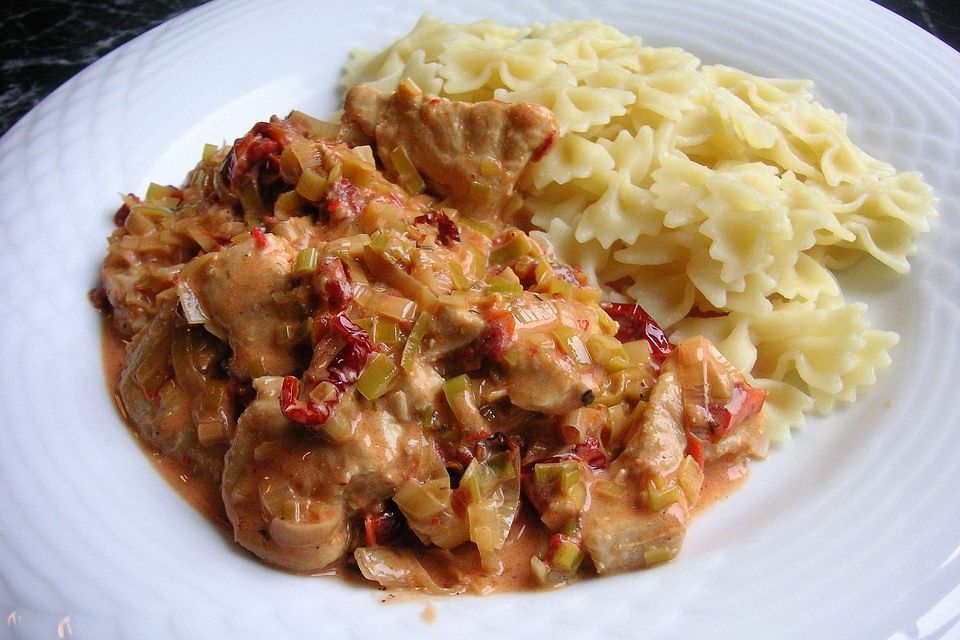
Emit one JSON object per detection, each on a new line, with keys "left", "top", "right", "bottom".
{"left": 1, "top": 0, "right": 958, "bottom": 137}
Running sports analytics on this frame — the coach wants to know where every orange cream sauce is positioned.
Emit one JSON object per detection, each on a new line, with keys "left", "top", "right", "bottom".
{"left": 103, "top": 317, "right": 751, "bottom": 592}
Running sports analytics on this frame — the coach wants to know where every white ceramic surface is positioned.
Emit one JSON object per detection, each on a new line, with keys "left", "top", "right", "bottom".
{"left": 1, "top": 1, "right": 958, "bottom": 638}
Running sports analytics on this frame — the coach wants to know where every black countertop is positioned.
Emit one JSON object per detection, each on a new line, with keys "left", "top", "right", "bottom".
{"left": 2, "top": 0, "right": 959, "bottom": 137}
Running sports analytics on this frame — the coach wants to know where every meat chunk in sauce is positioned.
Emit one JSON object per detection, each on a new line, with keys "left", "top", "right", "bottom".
{"left": 221, "top": 377, "right": 447, "bottom": 573}
{"left": 582, "top": 363, "right": 689, "bottom": 573}
{"left": 116, "top": 292, "right": 230, "bottom": 480}
{"left": 341, "top": 80, "right": 559, "bottom": 219}
{"left": 180, "top": 233, "right": 300, "bottom": 379}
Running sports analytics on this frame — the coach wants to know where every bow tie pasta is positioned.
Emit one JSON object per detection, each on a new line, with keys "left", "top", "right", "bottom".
{"left": 343, "top": 16, "right": 936, "bottom": 442}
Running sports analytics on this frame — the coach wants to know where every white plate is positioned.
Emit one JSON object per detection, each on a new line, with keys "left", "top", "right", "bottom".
{"left": 1, "top": 0, "right": 958, "bottom": 638}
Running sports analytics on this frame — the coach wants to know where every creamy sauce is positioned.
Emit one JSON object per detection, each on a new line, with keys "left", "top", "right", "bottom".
{"left": 105, "top": 312, "right": 749, "bottom": 592}
{"left": 694, "top": 455, "right": 751, "bottom": 514}
{"left": 102, "top": 319, "right": 227, "bottom": 527}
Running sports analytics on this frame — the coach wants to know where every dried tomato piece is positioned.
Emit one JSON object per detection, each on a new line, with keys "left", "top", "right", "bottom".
{"left": 705, "top": 381, "right": 767, "bottom": 443}
{"left": 313, "top": 257, "right": 353, "bottom": 311}
{"left": 324, "top": 313, "right": 375, "bottom": 389}
{"left": 451, "top": 308, "right": 515, "bottom": 374}
{"left": 279, "top": 314, "right": 374, "bottom": 428}
{"left": 414, "top": 210, "right": 461, "bottom": 245}
{"left": 326, "top": 178, "right": 364, "bottom": 223}
{"left": 601, "top": 302, "right": 672, "bottom": 366}
{"left": 573, "top": 436, "right": 607, "bottom": 471}
{"left": 222, "top": 118, "right": 299, "bottom": 189}
{"left": 250, "top": 226, "right": 268, "bottom": 249}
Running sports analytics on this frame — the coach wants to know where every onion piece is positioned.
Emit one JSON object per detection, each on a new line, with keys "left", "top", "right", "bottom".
{"left": 354, "top": 548, "right": 462, "bottom": 595}
{"left": 352, "top": 282, "right": 418, "bottom": 322}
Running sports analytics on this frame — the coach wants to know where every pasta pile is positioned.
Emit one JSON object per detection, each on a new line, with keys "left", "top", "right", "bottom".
{"left": 341, "top": 16, "right": 937, "bottom": 440}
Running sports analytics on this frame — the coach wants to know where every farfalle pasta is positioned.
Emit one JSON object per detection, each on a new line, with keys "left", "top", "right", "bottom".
{"left": 342, "top": 16, "right": 937, "bottom": 438}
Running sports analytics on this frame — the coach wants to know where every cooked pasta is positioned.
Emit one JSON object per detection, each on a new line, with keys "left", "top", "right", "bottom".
{"left": 342, "top": 16, "right": 937, "bottom": 439}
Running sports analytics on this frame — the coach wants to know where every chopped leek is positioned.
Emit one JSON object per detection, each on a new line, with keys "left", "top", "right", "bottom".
{"left": 468, "top": 180, "right": 493, "bottom": 203}
{"left": 543, "top": 276, "right": 574, "bottom": 298}
{"left": 274, "top": 190, "right": 306, "bottom": 217}
{"left": 551, "top": 327, "right": 592, "bottom": 365}
{"left": 134, "top": 327, "right": 173, "bottom": 395}
{"left": 551, "top": 538, "right": 583, "bottom": 573}
{"left": 157, "top": 380, "right": 188, "bottom": 415}
{"left": 356, "top": 353, "right": 399, "bottom": 400}
{"left": 145, "top": 183, "right": 180, "bottom": 205}
{"left": 530, "top": 556, "right": 551, "bottom": 585}
{"left": 622, "top": 339, "right": 653, "bottom": 366}
{"left": 586, "top": 334, "right": 630, "bottom": 373}
{"left": 339, "top": 151, "right": 375, "bottom": 187}
{"left": 490, "top": 232, "right": 533, "bottom": 265}
{"left": 296, "top": 168, "right": 328, "bottom": 202}
{"left": 559, "top": 407, "right": 602, "bottom": 445}
{"left": 353, "top": 283, "right": 418, "bottom": 322}
{"left": 442, "top": 374, "right": 471, "bottom": 407}
{"left": 571, "top": 285, "right": 602, "bottom": 305}
{"left": 360, "top": 316, "right": 404, "bottom": 346}
{"left": 237, "top": 181, "right": 265, "bottom": 220}
{"left": 323, "top": 234, "right": 370, "bottom": 259}
{"left": 186, "top": 228, "right": 217, "bottom": 252}
{"left": 456, "top": 214, "right": 496, "bottom": 239}
{"left": 470, "top": 247, "right": 488, "bottom": 279}
{"left": 358, "top": 200, "right": 406, "bottom": 234}
{"left": 124, "top": 208, "right": 156, "bottom": 235}
{"left": 363, "top": 247, "right": 438, "bottom": 311}
{"left": 278, "top": 145, "right": 304, "bottom": 183}
{"left": 678, "top": 455, "right": 705, "bottom": 505}
{"left": 459, "top": 471, "right": 482, "bottom": 504}
{"left": 327, "top": 160, "right": 343, "bottom": 185}
{"left": 390, "top": 146, "right": 426, "bottom": 194}
{"left": 602, "top": 403, "right": 629, "bottom": 449}
{"left": 307, "top": 381, "right": 338, "bottom": 404}
{"left": 486, "top": 451, "right": 516, "bottom": 481}
{"left": 534, "top": 460, "right": 580, "bottom": 491}
{"left": 596, "top": 306, "right": 619, "bottom": 335}
{"left": 593, "top": 480, "right": 626, "bottom": 499}
{"left": 320, "top": 400, "right": 356, "bottom": 443}
{"left": 447, "top": 260, "right": 471, "bottom": 290}
{"left": 643, "top": 546, "right": 675, "bottom": 567}
{"left": 487, "top": 268, "right": 522, "bottom": 296}
{"left": 393, "top": 479, "right": 448, "bottom": 520}
{"left": 400, "top": 310, "right": 432, "bottom": 371}
{"left": 533, "top": 259, "right": 555, "bottom": 285}
{"left": 646, "top": 478, "right": 682, "bottom": 512}
{"left": 170, "top": 326, "right": 206, "bottom": 397}
{"left": 479, "top": 156, "right": 501, "bottom": 177}
{"left": 597, "top": 372, "right": 626, "bottom": 406}
{"left": 293, "top": 247, "right": 319, "bottom": 278}
{"left": 368, "top": 231, "right": 414, "bottom": 266}
{"left": 354, "top": 547, "right": 460, "bottom": 595}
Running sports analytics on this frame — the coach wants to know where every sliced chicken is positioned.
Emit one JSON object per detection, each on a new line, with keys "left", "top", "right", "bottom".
{"left": 341, "top": 81, "right": 558, "bottom": 219}
{"left": 221, "top": 377, "right": 447, "bottom": 573}
{"left": 501, "top": 332, "right": 601, "bottom": 415}
{"left": 582, "top": 363, "right": 689, "bottom": 574}
{"left": 117, "top": 293, "right": 225, "bottom": 480}
{"left": 181, "top": 233, "right": 299, "bottom": 379}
